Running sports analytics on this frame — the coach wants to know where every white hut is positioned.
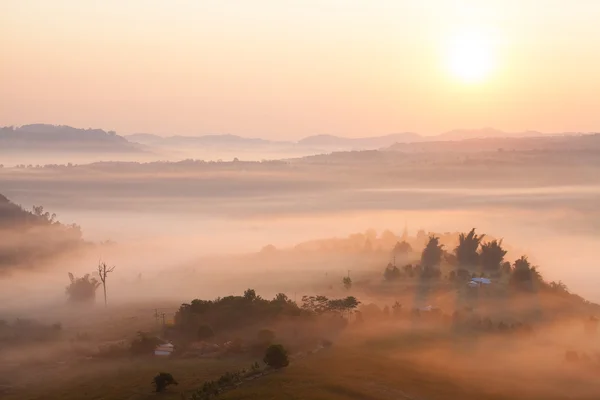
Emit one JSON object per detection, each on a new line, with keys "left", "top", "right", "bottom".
{"left": 154, "top": 342, "right": 174, "bottom": 356}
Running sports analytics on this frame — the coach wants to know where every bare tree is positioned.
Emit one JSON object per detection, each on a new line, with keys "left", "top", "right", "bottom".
{"left": 97, "top": 261, "right": 115, "bottom": 307}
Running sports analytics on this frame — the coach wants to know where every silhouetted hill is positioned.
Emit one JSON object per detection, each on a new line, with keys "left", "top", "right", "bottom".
{"left": 385, "top": 133, "right": 600, "bottom": 153}
{"left": 298, "top": 132, "right": 423, "bottom": 149}
{"left": 0, "top": 193, "right": 85, "bottom": 270}
{"left": 437, "top": 128, "right": 540, "bottom": 141}
{"left": 126, "top": 133, "right": 283, "bottom": 148}
{"left": 0, "top": 124, "right": 144, "bottom": 153}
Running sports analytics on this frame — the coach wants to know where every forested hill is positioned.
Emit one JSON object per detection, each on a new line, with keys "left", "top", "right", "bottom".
{"left": 0, "top": 124, "right": 143, "bottom": 153}
{"left": 0, "top": 194, "right": 85, "bottom": 271}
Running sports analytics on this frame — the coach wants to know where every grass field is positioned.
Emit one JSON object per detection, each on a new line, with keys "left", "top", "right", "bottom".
{"left": 5, "top": 319, "right": 600, "bottom": 400}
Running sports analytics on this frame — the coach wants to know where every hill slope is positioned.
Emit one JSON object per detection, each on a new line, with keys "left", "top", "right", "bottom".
{"left": 0, "top": 124, "right": 143, "bottom": 153}
{"left": 0, "top": 194, "right": 85, "bottom": 270}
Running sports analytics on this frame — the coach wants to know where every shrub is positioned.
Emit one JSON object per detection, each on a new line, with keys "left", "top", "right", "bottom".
{"left": 65, "top": 273, "right": 100, "bottom": 303}
{"left": 263, "top": 344, "right": 289, "bottom": 368}
{"left": 130, "top": 332, "right": 163, "bottom": 355}
{"left": 153, "top": 372, "right": 178, "bottom": 392}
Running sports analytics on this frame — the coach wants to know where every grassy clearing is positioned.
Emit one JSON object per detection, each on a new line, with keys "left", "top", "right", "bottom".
{"left": 2, "top": 356, "right": 254, "bottom": 400}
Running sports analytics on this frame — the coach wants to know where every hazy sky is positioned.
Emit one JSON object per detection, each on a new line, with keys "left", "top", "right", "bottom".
{"left": 2, "top": 0, "right": 600, "bottom": 139}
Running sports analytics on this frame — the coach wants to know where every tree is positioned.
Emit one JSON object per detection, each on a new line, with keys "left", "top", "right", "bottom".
{"left": 342, "top": 276, "right": 352, "bottom": 290}
{"left": 511, "top": 256, "right": 532, "bottom": 283}
{"left": 421, "top": 235, "right": 444, "bottom": 269}
{"left": 393, "top": 241, "right": 412, "bottom": 255}
{"left": 263, "top": 344, "right": 289, "bottom": 368}
{"left": 383, "top": 263, "right": 400, "bottom": 282}
{"left": 510, "top": 256, "right": 544, "bottom": 290}
{"left": 197, "top": 324, "right": 215, "bottom": 340}
{"left": 244, "top": 288, "right": 258, "bottom": 301}
{"left": 97, "top": 261, "right": 115, "bottom": 307}
{"left": 32, "top": 205, "right": 56, "bottom": 224}
{"left": 549, "top": 280, "right": 569, "bottom": 294}
{"left": 342, "top": 296, "right": 360, "bottom": 315}
{"left": 501, "top": 261, "right": 512, "bottom": 275}
{"left": 66, "top": 273, "right": 100, "bottom": 303}
{"left": 273, "top": 293, "right": 290, "bottom": 303}
{"left": 301, "top": 295, "right": 330, "bottom": 314}
{"left": 455, "top": 228, "right": 485, "bottom": 268}
{"left": 480, "top": 240, "right": 507, "bottom": 271}
{"left": 131, "top": 331, "right": 163, "bottom": 355}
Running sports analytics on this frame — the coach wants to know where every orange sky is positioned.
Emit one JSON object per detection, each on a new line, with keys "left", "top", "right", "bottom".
{"left": 1, "top": 0, "right": 599, "bottom": 139}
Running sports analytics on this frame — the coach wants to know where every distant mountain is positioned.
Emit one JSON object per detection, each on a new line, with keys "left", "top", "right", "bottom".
{"left": 385, "top": 133, "right": 600, "bottom": 153}
{"left": 0, "top": 124, "right": 143, "bottom": 153}
{"left": 436, "top": 128, "right": 541, "bottom": 141}
{"left": 297, "top": 133, "right": 423, "bottom": 149}
{"left": 126, "top": 133, "right": 285, "bottom": 148}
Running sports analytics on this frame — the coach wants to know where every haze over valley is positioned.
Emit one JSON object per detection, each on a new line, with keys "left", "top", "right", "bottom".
{"left": 2, "top": 1, "right": 600, "bottom": 399}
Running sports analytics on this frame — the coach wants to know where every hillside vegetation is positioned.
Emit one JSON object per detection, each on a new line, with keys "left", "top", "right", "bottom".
{"left": 0, "top": 194, "right": 85, "bottom": 271}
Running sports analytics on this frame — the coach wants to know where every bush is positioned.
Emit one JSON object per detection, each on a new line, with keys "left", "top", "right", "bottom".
{"left": 130, "top": 332, "right": 163, "bottom": 355}
{"left": 263, "top": 344, "right": 289, "bottom": 369}
{"left": 153, "top": 372, "right": 178, "bottom": 392}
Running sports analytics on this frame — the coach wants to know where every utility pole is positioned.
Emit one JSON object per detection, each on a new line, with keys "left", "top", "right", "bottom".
{"left": 154, "top": 309, "right": 159, "bottom": 325}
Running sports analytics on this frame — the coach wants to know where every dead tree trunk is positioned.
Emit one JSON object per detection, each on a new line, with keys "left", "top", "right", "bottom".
{"left": 97, "top": 261, "right": 115, "bottom": 307}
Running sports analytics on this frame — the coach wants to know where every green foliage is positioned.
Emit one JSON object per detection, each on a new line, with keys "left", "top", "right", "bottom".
{"left": 301, "top": 295, "right": 360, "bottom": 316}
{"left": 153, "top": 372, "right": 178, "bottom": 392}
{"left": 197, "top": 324, "right": 215, "bottom": 340}
{"left": 480, "top": 239, "right": 507, "bottom": 271}
{"left": 455, "top": 228, "right": 485, "bottom": 268}
{"left": 65, "top": 273, "right": 100, "bottom": 303}
{"left": 174, "top": 289, "right": 302, "bottom": 336}
{"left": 421, "top": 235, "right": 443, "bottom": 269}
{"left": 263, "top": 344, "right": 289, "bottom": 368}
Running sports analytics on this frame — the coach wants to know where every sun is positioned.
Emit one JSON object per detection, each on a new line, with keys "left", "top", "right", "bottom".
{"left": 445, "top": 28, "right": 497, "bottom": 84}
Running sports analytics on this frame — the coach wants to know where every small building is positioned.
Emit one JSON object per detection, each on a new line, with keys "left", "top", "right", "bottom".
{"left": 154, "top": 342, "right": 174, "bottom": 356}
{"left": 470, "top": 277, "right": 491, "bottom": 285}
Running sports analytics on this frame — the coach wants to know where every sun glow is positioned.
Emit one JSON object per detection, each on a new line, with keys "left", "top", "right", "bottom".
{"left": 445, "top": 27, "right": 498, "bottom": 84}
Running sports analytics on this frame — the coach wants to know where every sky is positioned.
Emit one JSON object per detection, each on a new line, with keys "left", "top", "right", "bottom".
{"left": 1, "top": 0, "right": 600, "bottom": 139}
